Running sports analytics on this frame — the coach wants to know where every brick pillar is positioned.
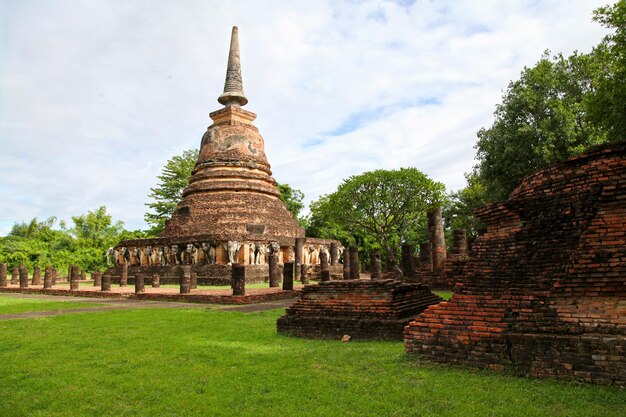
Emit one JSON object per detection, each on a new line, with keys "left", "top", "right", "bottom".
{"left": 320, "top": 251, "right": 329, "bottom": 272}
{"left": 120, "top": 263, "right": 128, "bottom": 287}
{"left": 101, "top": 274, "right": 111, "bottom": 291}
{"left": 80, "top": 270, "right": 86, "bottom": 281}
{"left": 283, "top": 262, "right": 294, "bottom": 291}
{"left": 19, "top": 266, "right": 29, "bottom": 288}
{"left": 419, "top": 242, "right": 432, "bottom": 272}
{"left": 190, "top": 272, "right": 198, "bottom": 289}
{"left": 269, "top": 253, "right": 280, "bottom": 288}
{"left": 401, "top": 244, "right": 415, "bottom": 278}
{"left": 320, "top": 270, "right": 331, "bottom": 282}
{"left": 152, "top": 274, "right": 160, "bottom": 288}
{"left": 370, "top": 251, "right": 382, "bottom": 280}
{"left": 0, "top": 263, "right": 6, "bottom": 287}
{"left": 300, "top": 264, "right": 308, "bottom": 284}
{"left": 92, "top": 272, "right": 102, "bottom": 287}
{"left": 428, "top": 207, "right": 447, "bottom": 271}
{"left": 52, "top": 268, "right": 58, "bottom": 285}
{"left": 11, "top": 267, "right": 18, "bottom": 285}
{"left": 294, "top": 238, "right": 303, "bottom": 282}
{"left": 452, "top": 229, "right": 468, "bottom": 256}
{"left": 69, "top": 265, "right": 79, "bottom": 290}
{"left": 177, "top": 266, "right": 191, "bottom": 294}
{"left": 232, "top": 264, "right": 246, "bottom": 296}
{"left": 342, "top": 256, "right": 350, "bottom": 280}
{"left": 135, "top": 273, "right": 145, "bottom": 294}
{"left": 330, "top": 242, "right": 339, "bottom": 265}
{"left": 32, "top": 266, "right": 41, "bottom": 285}
{"left": 349, "top": 246, "right": 360, "bottom": 280}
{"left": 43, "top": 266, "right": 53, "bottom": 289}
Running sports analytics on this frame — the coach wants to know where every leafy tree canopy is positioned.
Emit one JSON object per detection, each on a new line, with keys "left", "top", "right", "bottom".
{"left": 144, "top": 148, "right": 198, "bottom": 235}
{"left": 473, "top": 1, "right": 626, "bottom": 202}
{"left": 307, "top": 168, "right": 445, "bottom": 271}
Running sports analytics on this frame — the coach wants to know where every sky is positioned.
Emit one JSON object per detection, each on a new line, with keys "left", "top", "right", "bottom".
{"left": 0, "top": 0, "right": 611, "bottom": 235}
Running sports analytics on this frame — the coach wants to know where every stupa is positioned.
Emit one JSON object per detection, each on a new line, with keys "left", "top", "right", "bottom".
{"left": 106, "top": 27, "right": 340, "bottom": 284}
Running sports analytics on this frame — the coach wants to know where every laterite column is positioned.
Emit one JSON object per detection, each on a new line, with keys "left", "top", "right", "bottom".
{"left": 269, "top": 253, "right": 280, "bottom": 288}
{"left": 283, "top": 262, "right": 294, "bottom": 291}
{"left": 232, "top": 264, "right": 245, "bottom": 296}
{"left": 349, "top": 246, "right": 360, "bottom": 280}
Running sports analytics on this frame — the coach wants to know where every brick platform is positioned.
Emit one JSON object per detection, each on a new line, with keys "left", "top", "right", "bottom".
{"left": 277, "top": 279, "right": 442, "bottom": 340}
{"left": 405, "top": 142, "right": 626, "bottom": 386}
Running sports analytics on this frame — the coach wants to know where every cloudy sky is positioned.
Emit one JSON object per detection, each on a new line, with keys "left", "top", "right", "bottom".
{"left": 0, "top": 0, "right": 610, "bottom": 235}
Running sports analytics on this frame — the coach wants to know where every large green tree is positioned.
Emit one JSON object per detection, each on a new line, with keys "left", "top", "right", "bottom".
{"left": 144, "top": 149, "right": 198, "bottom": 234}
{"left": 473, "top": 1, "right": 625, "bottom": 202}
{"left": 307, "top": 168, "right": 445, "bottom": 273}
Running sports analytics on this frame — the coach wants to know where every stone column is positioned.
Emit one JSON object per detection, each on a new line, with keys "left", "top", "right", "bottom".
{"left": 69, "top": 265, "right": 79, "bottom": 290}
{"left": 428, "top": 207, "right": 447, "bottom": 272}
{"left": 370, "top": 251, "right": 382, "bottom": 280}
{"left": 120, "top": 263, "right": 128, "bottom": 287}
{"left": 282, "top": 262, "right": 294, "bottom": 291}
{"left": 401, "top": 244, "right": 415, "bottom": 278}
{"left": 330, "top": 242, "right": 339, "bottom": 266}
{"left": 80, "top": 270, "right": 86, "bottom": 281}
{"left": 319, "top": 251, "right": 329, "bottom": 272}
{"left": 152, "top": 274, "right": 160, "bottom": 288}
{"left": 294, "top": 238, "right": 303, "bottom": 282}
{"left": 52, "top": 268, "right": 58, "bottom": 285}
{"left": 43, "top": 266, "right": 53, "bottom": 289}
{"left": 268, "top": 253, "right": 280, "bottom": 288}
{"left": 300, "top": 264, "right": 308, "bottom": 284}
{"left": 178, "top": 266, "right": 191, "bottom": 294}
{"left": 419, "top": 242, "right": 432, "bottom": 272}
{"left": 342, "top": 257, "right": 350, "bottom": 280}
{"left": 232, "top": 264, "right": 246, "bottom": 296}
{"left": 11, "top": 267, "right": 18, "bottom": 285}
{"left": 349, "top": 246, "right": 360, "bottom": 280}
{"left": 92, "top": 272, "right": 102, "bottom": 287}
{"left": 320, "top": 270, "right": 331, "bottom": 282}
{"left": 135, "top": 273, "right": 145, "bottom": 294}
{"left": 32, "top": 266, "right": 41, "bottom": 285}
{"left": 0, "top": 263, "right": 6, "bottom": 287}
{"left": 452, "top": 229, "right": 468, "bottom": 256}
{"left": 101, "top": 274, "right": 112, "bottom": 291}
{"left": 19, "top": 266, "right": 29, "bottom": 288}
{"left": 190, "top": 272, "right": 198, "bottom": 289}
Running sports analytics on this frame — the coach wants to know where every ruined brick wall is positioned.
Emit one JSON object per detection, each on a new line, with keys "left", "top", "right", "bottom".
{"left": 278, "top": 279, "right": 442, "bottom": 340}
{"left": 405, "top": 142, "right": 626, "bottom": 386}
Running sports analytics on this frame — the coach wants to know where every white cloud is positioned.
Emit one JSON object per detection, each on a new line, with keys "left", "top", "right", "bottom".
{"left": 0, "top": 0, "right": 610, "bottom": 234}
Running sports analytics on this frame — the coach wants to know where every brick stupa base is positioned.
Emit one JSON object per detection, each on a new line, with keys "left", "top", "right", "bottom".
{"left": 277, "top": 279, "right": 442, "bottom": 340}
{"left": 404, "top": 142, "right": 626, "bottom": 386}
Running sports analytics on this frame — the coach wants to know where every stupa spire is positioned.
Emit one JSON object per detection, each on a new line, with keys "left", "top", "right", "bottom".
{"left": 218, "top": 26, "right": 248, "bottom": 107}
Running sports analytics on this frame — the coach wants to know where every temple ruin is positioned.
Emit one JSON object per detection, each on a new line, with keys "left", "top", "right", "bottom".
{"left": 104, "top": 27, "right": 341, "bottom": 284}
{"left": 405, "top": 142, "right": 626, "bottom": 386}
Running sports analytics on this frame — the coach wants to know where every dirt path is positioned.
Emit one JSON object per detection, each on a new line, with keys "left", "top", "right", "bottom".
{"left": 0, "top": 293, "right": 296, "bottom": 320}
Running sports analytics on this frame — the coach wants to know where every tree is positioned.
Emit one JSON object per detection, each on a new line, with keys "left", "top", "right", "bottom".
{"left": 277, "top": 183, "right": 305, "bottom": 221}
{"left": 443, "top": 173, "right": 489, "bottom": 243}
{"left": 145, "top": 148, "right": 306, "bottom": 233}
{"left": 308, "top": 168, "right": 445, "bottom": 273}
{"left": 71, "top": 206, "right": 124, "bottom": 247}
{"left": 473, "top": 2, "right": 626, "bottom": 202}
{"left": 144, "top": 149, "right": 198, "bottom": 234}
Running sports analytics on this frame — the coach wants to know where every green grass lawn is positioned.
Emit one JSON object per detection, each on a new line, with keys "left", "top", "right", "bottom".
{"left": 0, "top": 296, "right": 104, "bottom": 315}
{"left": 0, "top": 307, "right": 623, "bottom": 417}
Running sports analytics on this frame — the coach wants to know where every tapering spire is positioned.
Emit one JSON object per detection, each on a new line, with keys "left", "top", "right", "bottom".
{"left": 218, "top": 26, "right": 248, "bottom": 107}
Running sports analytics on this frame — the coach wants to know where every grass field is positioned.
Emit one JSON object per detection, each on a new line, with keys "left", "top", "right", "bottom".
{"left": 0, "top": 297, "right": 623, "bottom": 417}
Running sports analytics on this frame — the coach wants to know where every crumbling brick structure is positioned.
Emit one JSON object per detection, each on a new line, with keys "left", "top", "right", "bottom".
{"left": 277, "top": 279, "right": 442, "bottom": 340}
{"left": 405, "top": 142, "right": 626, "bottom": 386}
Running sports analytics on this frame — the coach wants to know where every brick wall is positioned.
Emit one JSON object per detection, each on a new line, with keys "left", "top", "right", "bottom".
{"left": 278, "top": 279, "right": 442, "bottom": 340}
{"left": 405, "top": 142, "right": 626, "bottom": 386}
